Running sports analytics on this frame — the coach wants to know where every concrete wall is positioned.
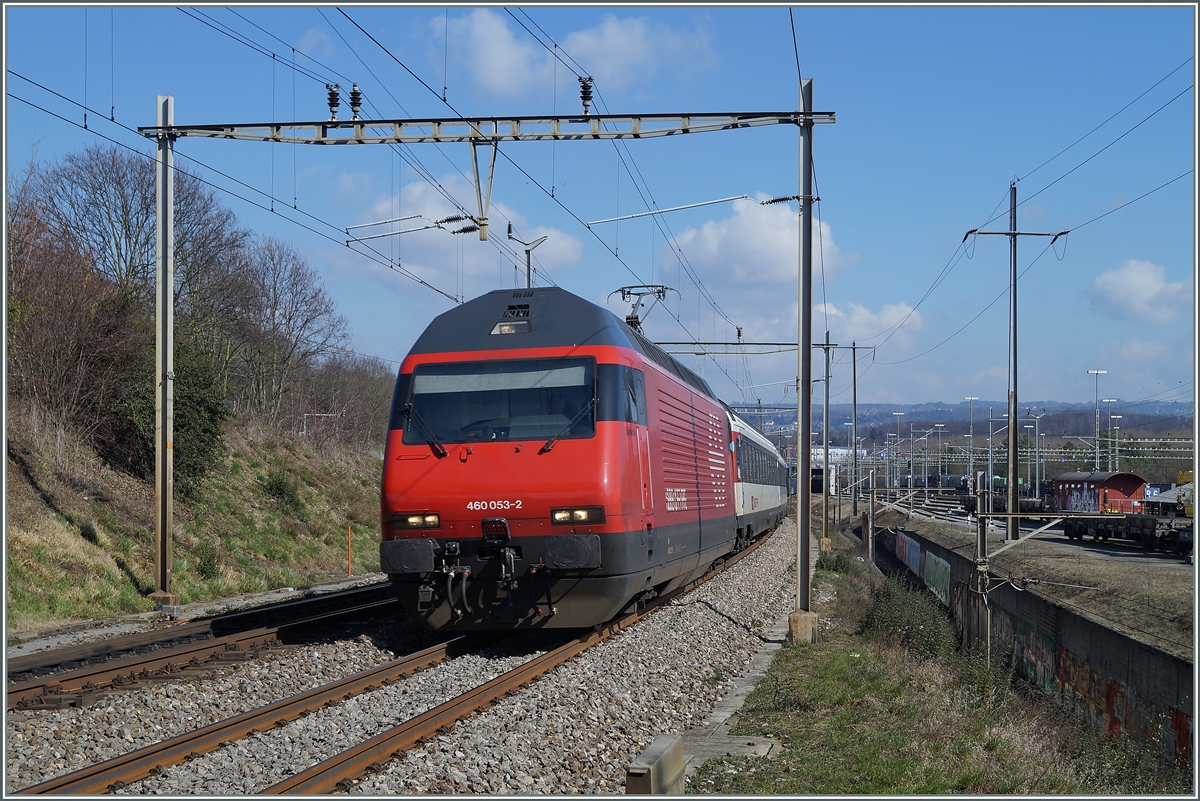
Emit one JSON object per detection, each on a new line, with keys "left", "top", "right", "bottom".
{"left": 876, "top": 527, "right": 1192, "bottom": 767}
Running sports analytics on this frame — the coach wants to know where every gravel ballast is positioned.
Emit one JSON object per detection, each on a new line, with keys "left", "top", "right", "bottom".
{"left": 5, "top": 519, "right": 800, "bottom": 795}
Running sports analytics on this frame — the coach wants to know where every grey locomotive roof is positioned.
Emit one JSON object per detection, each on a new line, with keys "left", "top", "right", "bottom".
{"left": 407, "top": 287, "right": 715, "bottom": 398}
{"left": 1051, "top": 471, "right": 1146, "bottom": 483}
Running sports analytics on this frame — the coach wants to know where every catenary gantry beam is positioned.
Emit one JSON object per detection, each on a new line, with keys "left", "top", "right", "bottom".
{"left": 138, "top": 111, "right": 834, "bottom": 145}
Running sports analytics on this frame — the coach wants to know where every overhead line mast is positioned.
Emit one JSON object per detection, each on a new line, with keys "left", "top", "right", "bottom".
{"left": 137, "top": 89, "right": 834, "bottom": 612}
{"left": 964, "top": 183, "right": 1068, "bottom": 542}
{"left": 139, "top": 107, "right": 833, "bottom": 242}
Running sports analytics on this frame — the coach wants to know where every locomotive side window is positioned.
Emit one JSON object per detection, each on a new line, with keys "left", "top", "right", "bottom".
{"left": 403, "top": 357, "right": 595, "bottom": 444}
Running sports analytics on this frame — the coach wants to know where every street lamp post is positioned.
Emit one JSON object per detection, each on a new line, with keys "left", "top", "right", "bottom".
{"left": 843, "top": 422, "right": 855, "bottom": 510}
{"left": 988, "top": 410, "right": 1008, "bottom": 514}
{"left": 1088, "top": 370, "right": 1107, "bottom": 470}
{"left": 1023, "top": 425, "right": 1034, "bottom": 497}
{"left": 1026, "top": 409, "right": 1045, "bottom": 500}
{"left": 934, "top": 423, "right": 945, "bottom": 486}
{"left": 1102, "top": 398, "right": 1117, "bottom": 470}
{"left": 965, "top": 397, "right": 978, "bottom": 490}
{"left": 1111, "top": 416, "right": 1123, "bottom": 470}
{"left": 893, "top": 412, "right": 905, "bottom": 489}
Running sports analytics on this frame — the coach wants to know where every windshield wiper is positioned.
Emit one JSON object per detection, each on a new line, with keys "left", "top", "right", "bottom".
{"left": 539, "top": 398, "right": 596, "bottom": 455}
{"left": 404, "top": 403, "right": 448, "bottom": 458}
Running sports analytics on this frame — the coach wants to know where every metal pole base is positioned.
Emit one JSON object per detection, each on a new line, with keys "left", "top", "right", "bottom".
{"left": 788, "top": 609, "right": 817, "bottom": 644}
{"left": 149, "top": 590, "right": 179, "bottom": 608}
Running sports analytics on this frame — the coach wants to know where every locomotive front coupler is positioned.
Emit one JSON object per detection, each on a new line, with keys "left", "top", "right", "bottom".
{"left": 496, "top": 546, "right": 520, "bottom": 591}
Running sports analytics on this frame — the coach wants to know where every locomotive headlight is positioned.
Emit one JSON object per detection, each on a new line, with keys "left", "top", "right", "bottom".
{"left": 550, "top": 506, "right": 605, "bottom": 525}
{"left": 391, "top": 512, "right": 441, "bottom": 531}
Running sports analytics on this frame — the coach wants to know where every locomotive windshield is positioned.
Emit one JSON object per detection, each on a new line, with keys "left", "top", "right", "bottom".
{"left": 402, "top": 357, "right": 596, "bottom": 444}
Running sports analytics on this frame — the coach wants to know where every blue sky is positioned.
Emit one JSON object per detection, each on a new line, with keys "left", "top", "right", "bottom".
{"left": 4, "top": 4, "right": 1196, "bottom": 411}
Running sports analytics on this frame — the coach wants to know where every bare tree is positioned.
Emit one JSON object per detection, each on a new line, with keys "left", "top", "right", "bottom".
{"left": 7, "top": 160, "right": 149, "bottom": 434}
{"left": 238, "top": 237, "right": 349, "bottom": 423}
{"left": 38, "top": 145, "right": 156, "bottom": 301}
{"left": 284, "top": 353, "right": 395, "bottom": 445}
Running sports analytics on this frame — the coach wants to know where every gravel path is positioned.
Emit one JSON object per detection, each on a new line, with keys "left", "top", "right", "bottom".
{"left": 5, "top": 519, "right": 799, "bottom": 795}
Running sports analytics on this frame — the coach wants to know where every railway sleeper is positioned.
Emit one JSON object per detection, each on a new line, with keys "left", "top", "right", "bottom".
{"left": 17, "top": 689, "right": 108, "bottom": 710}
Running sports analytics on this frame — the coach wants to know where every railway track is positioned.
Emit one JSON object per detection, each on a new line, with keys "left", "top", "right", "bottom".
{"left": 14, "top": 532, "right": 773, "bottom": 795}
{"left": 7, "top": 582, "right": 397, "bottom": 711}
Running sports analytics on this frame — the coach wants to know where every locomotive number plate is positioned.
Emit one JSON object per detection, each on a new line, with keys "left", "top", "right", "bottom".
{"left": 466, "top": 500, "right": 524, "bottom": 511}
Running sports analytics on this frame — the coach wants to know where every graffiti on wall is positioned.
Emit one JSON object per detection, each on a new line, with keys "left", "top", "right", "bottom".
{"left": 896, "top": 531, "right": 921, "bottom": 575}
{"left": 1057, "top": 645, "right": 1192, "bottom": 765}
{"left": 923, "top": 552, "right": 950, "bottom": 606}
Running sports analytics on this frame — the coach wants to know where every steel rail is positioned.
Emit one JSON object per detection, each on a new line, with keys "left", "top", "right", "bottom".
{"left": 14, "top": 636, "right": 475, "bottom": 795}
{"left": 8, "top": 597, "right": 397, "bottom": 711}
{"left": 7, "top": 581, "right": 394, "bottom": 678}
{"left": 263, "top": 532, "right": 773, "bottom": 794}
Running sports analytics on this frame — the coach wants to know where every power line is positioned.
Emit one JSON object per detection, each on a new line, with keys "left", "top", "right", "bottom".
{"left": 6, "top": 85, "right": 459, "bottom": 303}
{"left": 1018, "top": 56, "right": 1193, "bottom": 184}
{"left": 177, "top": 8, "right": 543, "bottom": 289}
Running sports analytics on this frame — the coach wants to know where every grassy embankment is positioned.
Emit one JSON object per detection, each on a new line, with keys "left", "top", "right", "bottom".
{"left": 688, "top": 527, "right": 1192, "bottom": 794}
{"left": 5, "top": 411, "right": 383, "bottom": 633}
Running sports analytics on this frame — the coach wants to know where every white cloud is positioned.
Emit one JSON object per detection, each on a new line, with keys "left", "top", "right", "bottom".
{"left": 817, "top": 300, "right": 925, "bottom": 349}
{"left": 1086, "top": 259, "right": 1190, "bottom": 323}
{"left": 1117, "top": 338, "right": 1166, "bottom": 362}
{"left": 673, "top": 196, "right": 858, "bottom": 285}
{"left": 448, "top": 10, "right": 545, "bottom": 95}
{"left": 298, "top": 28, "right": 333, "bottom": 61}
{"left": 443, "top": 10, "right": 714, "bottom": 98}
{"left": 562, "top": 15, "right": 714, "bottom": 93}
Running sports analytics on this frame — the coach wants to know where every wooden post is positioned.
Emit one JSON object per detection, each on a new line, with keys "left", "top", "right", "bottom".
{"left": 347, "top": 525, "right": 352, "bottom": 576}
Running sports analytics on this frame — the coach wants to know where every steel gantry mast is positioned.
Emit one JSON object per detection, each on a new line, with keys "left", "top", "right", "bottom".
{"left": 137, "top": 92, "right": 834, "bottom": 613}
{"left": 965, "top": 183, "right": 1067, "bottom": 541}
{"left": 140, "top": 108, "right": 833, "bottom": 243}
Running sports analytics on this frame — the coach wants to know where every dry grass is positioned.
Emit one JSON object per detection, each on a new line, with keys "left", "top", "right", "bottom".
{"left": 5, "top": 408, "right": 384, "bottom": 635}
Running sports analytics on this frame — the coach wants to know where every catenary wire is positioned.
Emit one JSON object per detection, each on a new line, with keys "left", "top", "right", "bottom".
{"left": 6, "top": 88, "right": 459, "bottom": 303}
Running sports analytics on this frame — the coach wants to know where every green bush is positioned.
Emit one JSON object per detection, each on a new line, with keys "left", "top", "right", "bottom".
{"left": 97, "top": 335, "right": 229, "bottom": 498}
{"left": 816, "top": 550, "right": 857, "bottom": 574}
{"left": 858, "top": 575, "right": 956, "bottom": 660}
{"left": 195, "top": 540, "right": 220, "bottom": 580}
{"left": 263, "top": 467, "right": 303, "bottom": 512}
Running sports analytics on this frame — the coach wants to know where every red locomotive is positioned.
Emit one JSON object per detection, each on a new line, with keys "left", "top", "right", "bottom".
{"left": 380, "top": 287, "right": 789, "bottom": 630}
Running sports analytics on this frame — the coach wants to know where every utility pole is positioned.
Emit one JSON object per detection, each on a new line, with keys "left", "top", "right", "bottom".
{"left": 893, "top": 412, "right": 905, "bottom": 490}
{"left": 965, "top": 183, "right": 1067, "bottom": 540}
{"left": 792, "top": 78, "right": 825, "bottom": 644}
{"left": 151, "top": 95, "right": 178, "bottom": 612}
